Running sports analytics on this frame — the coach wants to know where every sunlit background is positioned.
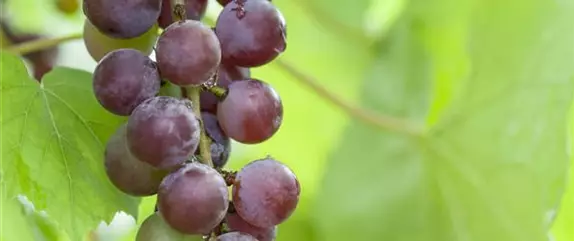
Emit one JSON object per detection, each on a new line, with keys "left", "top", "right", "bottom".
{"left": 1, "top": 0, "right": 573, "bottom": 241}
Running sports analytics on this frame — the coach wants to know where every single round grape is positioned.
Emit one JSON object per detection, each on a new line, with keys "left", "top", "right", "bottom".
{"left": 216, "top": 232, "right": 257, "bottom": 241}
{"left": 217, "top": 79, "right": 282, "bottom": 144}
{"left": 136, "top": 212, "right": 204, "bottom": 241}
{"left": 215, "top": 0, "right": 286, "bottom": 67}
{"left": 104, "top": 125, "right": 168, "bottom": 196}
{"left": 156, "top": 20, "right": 221, "bottom": 86}
{"left": 158, "top": 0, "right": 208, "bottom": 28}
{"left": 127, "top": 96, "right": 200, "bottom": 169}
{"left": 226, "top": 212, "right": 277, "bottom": 241}
{"left": 83, "top": 0, "right": 162, "bottom": 39}
{"left": 232, "top": 158, "right": 300, "bottom": 228}
{"left": 200, "top": 63, "right": 250, "bottom": 113}
{"left": 93, "top": 49, "right": 161, "bottom": 116}
{"left": 195, "top": 112, "right": 231, "bottom": 168}
{"left": 158, "top": 162, "right": 229, "bottom": 234}
{"left": 83, "top": 19, "right": 158, "bottom": 62}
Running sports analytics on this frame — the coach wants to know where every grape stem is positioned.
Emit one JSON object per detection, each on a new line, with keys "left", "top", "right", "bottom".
{"left": 203, "top": 85, "right": 228, "bottom": 99}
{"left": 186, "top": 86, "right": 214, "bottom": 167}
{"left": 171, "top": 0, "right": 186, "bottom": 21}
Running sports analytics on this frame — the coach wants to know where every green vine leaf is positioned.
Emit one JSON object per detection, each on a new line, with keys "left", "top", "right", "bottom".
{"left": 313, "top": 1, "right": 574, "bottom": 241}
{"left": 0, "top": 51, "right": 140, "bottom": 240}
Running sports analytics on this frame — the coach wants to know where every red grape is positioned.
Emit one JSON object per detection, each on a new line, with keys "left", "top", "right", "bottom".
{"left": 217, "top": 79, "right": 283, "bottom": 144}
{"left": 93, "top": 49, "right": 161, "bottom": 116}
{"left": 200, "top": 63, "right": 250, "bottom": 113}
{"left": 127, "top": 96, "right": 200, "bottom": 169}
{"left": 158, "top": 162, "right": 229, "bottom": 234}
{"left": 215, "top": 0, "right": 286, "bottom": 67}
{"left": 104, "top": 125, "right": 168, "bottom": 196}
{"left": 158, "top": 0, "right": 208, "bottom": 28}
{"left": 232, "top": 158, "right": 300, "bottom": 228}
{"left": 156, "top": 20, "right": 221, "bottom": 86}
{"left": 216, "top": 232, "right": 257, "bottom": 241}
{"left": 226, "top": 212, "right": 277, "bottom": 241}
{"left": 83, "top": 0, "right": 162, "bottom": 39}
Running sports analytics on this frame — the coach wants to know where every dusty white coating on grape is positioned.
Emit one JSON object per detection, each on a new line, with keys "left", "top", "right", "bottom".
{"left": 156, "top": 20, "right": 221, "bottom": 86}
{"left": 83, "top": 0, "right": 162, "bottom": 39}
{"left": 127, "top": 96, "right": 200, "bottom": 169}
{"left": 226, "top": 212, "right": 277, "bottom": 241}
{"left": 217, "top": 79, "right": 283, "bottom": 144}
{"left": 158, "top": 162, "right": 229, "bottom": 234}
{"left": 104, "top": 124, "right": 167, "bottom": 196}
{"left": 215, "top": 0, "right": 286, "bottom": 67}
{"left": 232, "top": 158, "right": 300, "bottom": 228}
{"left": 216, "top": 232, "right": 258, "bottom": 241}
{"left": 93, "top": 48, "right": 160, "bottom": 116}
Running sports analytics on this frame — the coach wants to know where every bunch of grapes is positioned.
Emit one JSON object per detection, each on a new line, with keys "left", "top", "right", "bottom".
{"left": 82, "top": 0, "right": 299, "bottom": 240}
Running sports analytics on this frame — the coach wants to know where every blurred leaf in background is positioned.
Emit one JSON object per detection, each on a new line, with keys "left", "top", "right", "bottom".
{"left": 313, "top": 0, "right": 574, "bottom": 241}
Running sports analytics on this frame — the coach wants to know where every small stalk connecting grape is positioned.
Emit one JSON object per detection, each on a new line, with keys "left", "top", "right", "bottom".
{"left": 204, "top": 85, "right": 228, "bottom": 99}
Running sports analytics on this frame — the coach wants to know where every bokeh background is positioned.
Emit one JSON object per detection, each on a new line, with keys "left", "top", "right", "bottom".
{"left": 1, "top": 0, "right": 573, "bottom": 241}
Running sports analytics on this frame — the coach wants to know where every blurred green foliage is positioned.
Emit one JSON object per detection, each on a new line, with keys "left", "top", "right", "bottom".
{"left": 1, "top": 0, "right": 574, "bottom": 241}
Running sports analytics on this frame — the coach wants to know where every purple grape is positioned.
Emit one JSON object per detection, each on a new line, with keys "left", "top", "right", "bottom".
{"left": 216, "top": 232, "right": 257, "bottom": 241}
{"left": 127, "top": 96, "right": 200, "bottom": 169}
{"left": 215, "top": 0, "right": 286, "bottom": 67}
{"left": 83, "top": 0, "right": 162, "bottom": 39}
{"left": 157, "top": 0, "right": 208, "bottom": 28}
{"left": 217, "top": 79, "right": 283, "bottom": 144}
{"left": 158, "top": 162, "right": 229, "bottom": 234}
{"left": 232, "top": 158, "right": 300, "bottom": 228}
{"left": 200, "top": 63, "right": 251, "bottom": 114}
{"left": 195, "top": 112, "right": 231, "bottom": 168}
{"left": 226, "top": 212, "right": 277, "bottom": 241}
{"left": 104, "top": 125, "right": 168, "bottom": 196}
{"left": 156, "top": 20, "right": 221, "bottom": 86}
{"left": 93, "top": 49, "right": 161, "bottom": 116}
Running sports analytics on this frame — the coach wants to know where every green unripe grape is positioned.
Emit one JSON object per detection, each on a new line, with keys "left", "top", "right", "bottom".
{"left": 136, "top": 212, "right": 204, "bottom": 241}
{"left": 83, "top": 20, "right": 158, "bottom": 62}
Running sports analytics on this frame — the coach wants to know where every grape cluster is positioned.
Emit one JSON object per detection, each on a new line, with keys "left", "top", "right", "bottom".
{"left": 83, "top": 0, "right": 299, "bottom": 240}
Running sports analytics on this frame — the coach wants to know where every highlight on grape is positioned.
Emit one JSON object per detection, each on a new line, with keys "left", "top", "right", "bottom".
{"left": 85, "top": 0, "right": 298, "bottom": 239}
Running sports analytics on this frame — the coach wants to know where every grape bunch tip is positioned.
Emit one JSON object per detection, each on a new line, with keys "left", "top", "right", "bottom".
{"left": 84, "top": 0, "right": 300, "bottom": 240}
